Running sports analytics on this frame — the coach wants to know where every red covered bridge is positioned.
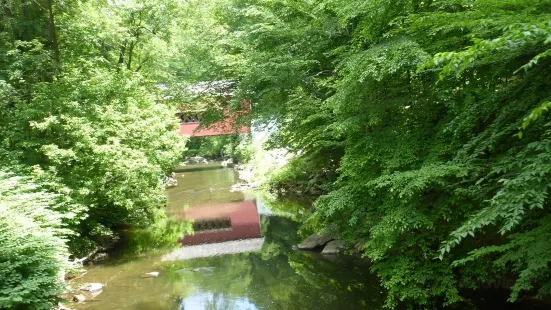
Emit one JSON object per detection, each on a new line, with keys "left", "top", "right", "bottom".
{"left": 177, "top": 103, "right": 251, "bottom": 137}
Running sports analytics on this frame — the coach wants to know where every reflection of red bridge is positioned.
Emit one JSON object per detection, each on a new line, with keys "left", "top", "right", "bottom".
{"left": 180, "top": 201, "right": 261, "bottom": 245}
{"left": 178, "top": 103, "right": 251, "bottom": 137}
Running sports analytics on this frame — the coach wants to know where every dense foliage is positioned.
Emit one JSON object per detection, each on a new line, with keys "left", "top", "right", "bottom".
{"left": 0, "top": 172, "right": 70, "bottom": 310}
{"left": 3, "top": 0, "right": 551, "bottom": 308}
{"left": 0, "top": 0, "right": 188, "bottom": 307}
{"left": 177, "top": 0, "right": 551, "bottom": 308}
{"left": 185, "top": 134, "right": 253, "bottom": 163}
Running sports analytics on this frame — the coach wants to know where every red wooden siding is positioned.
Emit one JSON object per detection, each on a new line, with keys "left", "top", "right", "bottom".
{"left": 179, "top": 201, "right": 261, "bottom": 245}
{"left": 179, "top": 121, "right": 250, "bottom": 137}
{"left": 178, "top": 102, "right": 251, "bottom": 137}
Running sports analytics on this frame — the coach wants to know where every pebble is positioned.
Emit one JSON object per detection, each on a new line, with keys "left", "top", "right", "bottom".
{"left": 80, "top": 283, "right": 103, "bottom": 292}
{"left": 142, "top": 271, "right": 159, "bottom": 278}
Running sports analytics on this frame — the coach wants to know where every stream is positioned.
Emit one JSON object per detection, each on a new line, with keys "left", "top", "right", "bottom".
{"left": 72, "top": 163, "right": 384, "bottom": 309}
{"left": 71, "top": 163, "right": 549, "bottom": 310}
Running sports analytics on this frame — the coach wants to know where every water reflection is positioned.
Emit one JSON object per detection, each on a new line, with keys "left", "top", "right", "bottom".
{"left": 73, "top": 164, "right": 384, "bottom": 310}
{"left": 163, "top": 238, "right": 264, "bottom": 261}
{"left": 166, "top": 163, "right": 245, "bottom": 210}
{"left": 181, "top": 201, "right": 261, "bottom": 246}
{"left": 167, "top": 164, "right": 265, "bottom": 259}
{"left": 167, "top": 215, "right": 382, "bottom": 310}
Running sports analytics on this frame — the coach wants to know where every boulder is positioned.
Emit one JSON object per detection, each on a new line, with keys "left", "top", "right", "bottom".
{"left": 221, "top": 158, "right": 234, "bottom": 167}
{"left": 163, "top": 175, "right": 178, "bottom": 188}
{"left": 187, "top": 156, "right": 208, "bottom": 164}
{"left": 80, "top": 283, "right": 103, "bottom": 292}
{"left": 73, "top": 294, "right": 86, "bottom": 303}
{"left": 92, "top": 252, "right": 108, "bottom": 262}
{"left": 87, "top": 288, "right": 104, "bottom": 298}
{"left": 142, "top": 271, "right": 159, "bottom": 278}
{"left": 230, "top": 182, "right": 256, "bottom": 192}
{"left": 321, "top": 239, "right": 346, "bottom": 254}
{"left": 297, "top": 234, "right": 333, "bottom": 250}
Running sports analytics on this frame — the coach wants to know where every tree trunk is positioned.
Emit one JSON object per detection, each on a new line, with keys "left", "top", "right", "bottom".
{"left": 135, "top": 57, "right": 148, "bottom": 72}
{"left": 1, "top": 0, "right": 18, "bottom": 39}
{"left": 118, "top": 41, "right": 126, "bottom": 70}
{"left": 21, "top": 0, "right": 29, "bottom": 40}
{"left": 126, "top": 40, "right": 134, "bottom": 70}
{"left": 45, "top": 0, "right": 61, "bottom": 66}
{"left": 1, "top": 0, "right": 13, "bottom": 18}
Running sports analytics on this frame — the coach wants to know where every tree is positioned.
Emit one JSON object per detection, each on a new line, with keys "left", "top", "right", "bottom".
{"left": 0, "top": 171, "right": 72, "bottom": 309}
{"left": 187, "top": 0, "right": 551, "bottom": 307}
{"left": 0, "top": 0, "right": 188, "bottom": 306}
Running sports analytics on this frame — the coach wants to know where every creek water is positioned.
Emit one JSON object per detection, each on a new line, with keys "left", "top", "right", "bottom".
{"left": 70, "top": 163, "right": 551, "bottom": 310}
{"left": 72, "top": 163, "right": 384, "bottom": 310}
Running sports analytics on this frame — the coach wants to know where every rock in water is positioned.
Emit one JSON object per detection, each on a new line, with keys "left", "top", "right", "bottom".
{"left": 142, "top": 271, "right": 159, "bottom": 278}
{"left": 163, "top": 175, "right": 178, "bottom": 188}
{"left": 80, "top": 283, "right": 103, "bottom": 292}
{"left": 187, "top": 156, "right": 208, "bottom": 164}
{"left": 192, "top": 267, "right": 215, "bottom": 272}
{"left": 297, "top": 234, "right": 333, "bottom": 250}
{"left": 73, "top": 294, "right": 86, "bottom": 302}
{"left": 221, "top": 158, "right": 234, "bottom": 167}
{"left": 92, "top": 252, "right": 108, "bottom": 262}
{"left": 321, "top": 239, "right": 346, "bottom": 254}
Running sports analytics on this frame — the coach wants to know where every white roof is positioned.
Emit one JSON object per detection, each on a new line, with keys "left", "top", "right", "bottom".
{"left": 161, "top": 238, "right": 264, "bottom": 261}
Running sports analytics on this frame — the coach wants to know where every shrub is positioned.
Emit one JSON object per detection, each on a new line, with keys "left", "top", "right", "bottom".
{"left": 0, "top": 171, "right": 70, "bottom": 309}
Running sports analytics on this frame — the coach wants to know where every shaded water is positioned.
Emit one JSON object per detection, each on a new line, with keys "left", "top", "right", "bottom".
{"left": 73, "top": 164, "right": 384, "bottom": 310}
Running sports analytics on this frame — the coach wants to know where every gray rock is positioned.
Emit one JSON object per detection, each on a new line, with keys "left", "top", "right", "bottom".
{"left": 83, "top": 289, "right": 103, "bottom": 299}
{"left": 80, "top": 283, "right": 103, "bottom": 292}
{"left": 187, "top": 156, "right": 208, "bottom": 164}
{"left": 163, "top": 175, "right": 178, "bottom": 188}
{"left": 92, "top": 252, "right": 108, "bottom": 262}
{"left": 321, "top": 239, "right": 346, "bottom": 254}
{"left": 73, "top": 294, "right": 86, "bottom": 303}
{"left": 191, "top": 267, "right": 215, "bottom": 272}
{"left": 221, "top": 158, "right": 234, "bottom": 167}
{"left": 297, "top": 234, "right": 333, "bottom": 250}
